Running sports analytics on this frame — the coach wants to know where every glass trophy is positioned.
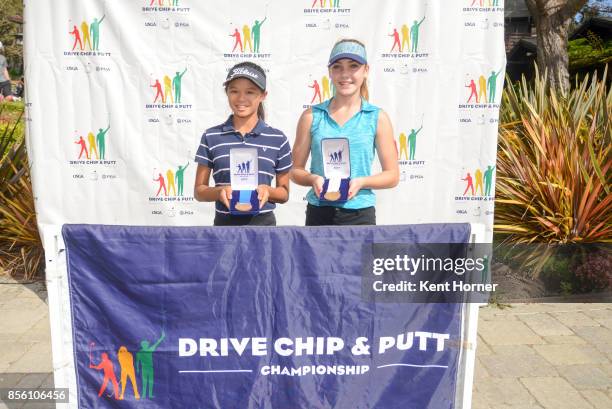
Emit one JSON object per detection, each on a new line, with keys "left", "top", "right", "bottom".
{"left": 319, "top": 138, "right": 350, "bottom": 203}
{"left": 229, "top": 148, "right": 259, "bottom": 215}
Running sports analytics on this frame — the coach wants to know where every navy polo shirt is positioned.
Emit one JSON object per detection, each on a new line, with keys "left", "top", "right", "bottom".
{"left": 195, "top": 116, "right": 293, "bottom": 214}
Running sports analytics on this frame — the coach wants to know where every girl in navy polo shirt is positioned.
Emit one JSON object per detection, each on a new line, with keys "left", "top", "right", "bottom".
{"left": 194, "top": 62, "right": 292, "bottom": 226}
{"left": 291, "top": 39, "right": 399, "bottom": 225}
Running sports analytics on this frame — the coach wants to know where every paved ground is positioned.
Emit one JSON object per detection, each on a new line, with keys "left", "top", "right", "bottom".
{"left": 0, "top": 278, "right": 611, "bottom": 408}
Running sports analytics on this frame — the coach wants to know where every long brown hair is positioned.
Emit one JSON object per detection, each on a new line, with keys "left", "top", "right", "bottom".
{"left": 331, "top": 38, "right": 369, "bottom": 101}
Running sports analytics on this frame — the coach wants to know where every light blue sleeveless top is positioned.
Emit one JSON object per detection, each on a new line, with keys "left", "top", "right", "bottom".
{"left": 307, "top": 98, "right": 380, "bottom": 209}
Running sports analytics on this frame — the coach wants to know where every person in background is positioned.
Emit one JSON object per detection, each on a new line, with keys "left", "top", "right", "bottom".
{"left": 0, "top": 41, "right": 14, "bottom": 101}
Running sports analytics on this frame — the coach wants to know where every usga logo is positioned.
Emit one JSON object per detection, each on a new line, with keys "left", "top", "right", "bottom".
{"left": 150, "top": 163, "right": 193, "bottom": 202}
{"left": 66, "top": 15, "right": 110, "bottom": 56}
{"left": 142, "top": 0, "right": 191, "bottom": 12}
{"left": 455, "top": 165, "right": 496, "bottom": 201}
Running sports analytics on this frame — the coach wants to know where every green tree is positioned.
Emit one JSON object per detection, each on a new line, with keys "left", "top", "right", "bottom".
{"left": 0, "top": 0, "right": 23, "bottom": 75}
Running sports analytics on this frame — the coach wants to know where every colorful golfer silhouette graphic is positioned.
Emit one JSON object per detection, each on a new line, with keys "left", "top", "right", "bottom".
{"left": 163, "top": 75, "right": 173, "bottom": 104}
{"left": 154, "top": 164, "right": 187, "bottom": 196}
{"left": 410, "top": 16, "right": 425, "bottom": 52}
{"left": 154, "top": 173, "right": 167, "bottom": 196}
{"left": 252, "top": 17, "right": 267, "bottom": 53}
{"left": 470, "top": 0, "right": 499, "bottom": 6}
{"left": 401, "top": 24, "right": 410, "bottom": 52}
{"left": 311, "top": 0, "right": 340, "bottom": 8}
{"left": 399, "top": 133, "right": 408, "bottom": 160}
{"left": 462, "top": 172, "right": 474, "bottom": 196}
{"left": 70, "top": 25, "right": 83, "bottom": 50}
{"left": 466, "top": 69, "right": 503, "bottom": 103}
{"left": 87, "top": 132, "right": 99, "bottom": 160}
{"left": 151, "top": 79, "right": 164, "bottom": 103}
{"left": 321, "top": 75, "right": 333, "bottom": 100}
{"left": 96, "top": 124, "right": 110, "bottom": 160}
{"left": 75, "top": 136, "right": 89, "bottom": 159}
{"left": 474, "top": 169, "right": 483, "bottom": 195}
{"left": 150, "top": 69, "right": 187, "bottom": 104}
{"left": 243, "top": 25, "right": 253, "bottom": 52}
{"left": 483, "top": 165, "right": 495, "bottom": 196}
{"left": 230, "top": 28, "right": 243, "bottom": 53}
{"left": 74, "top": 124, "right": 108, "bottom": 160}
{"left": 389, "top": 28, "right": 401, "bottom": 53}
{"left": 407, "top": 122, "right": 424, "bottom": 160}
{"left": 136, "top": 331, "right": 165, "bottom": 399}
{"left": 462, "top": 166, "right": 495, "bottom": 196}
{"left": 90, "top": 15, "right": 105, "bottom": 51}
{"left": 89, "top": 343, "right": 120, "bottom": 399}
{"left": 118, "top": 346, "right": 140, "bottom": 400}
{"left": 466, "top": 79, "right": 479, "bottom": 103}
{"left": 81, "top": 21, "right": 92, "bottom": 50}
{"left": 172, "top": 68, "right": 187, "bottom": 103}
{"left": 309, "top": 79, "right": 322, "bottom": 104}
{"left": 474, "top": 168, "right": 483, "bottom": 195}
{"left": 166, "top": 169, "right": 176, "bottom": 196}
{"left": 478, "top": 75, "right": 487, "bottom": 103}
{"left": 69, "top": 16, "right": 105, "bottom": 51}
{"left": 487, "top": 69, "right": 502, "bottom": 103}
{"left": 175, "top": 162, "right": 189, "bottom": 196}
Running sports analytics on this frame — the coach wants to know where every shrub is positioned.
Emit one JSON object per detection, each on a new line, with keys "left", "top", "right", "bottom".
{"left": 495, "top": 67, "right": 611, "bottom": 275}
{"left": 0, "top": 102, "right": 43, "bottom": 279}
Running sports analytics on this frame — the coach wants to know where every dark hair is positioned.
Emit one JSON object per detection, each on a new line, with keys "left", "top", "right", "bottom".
{"left": 257, "top": 104, "right": 265, "bottom": 121}
{"left": 224, "top": 61, "right": 266, "bottom": 121}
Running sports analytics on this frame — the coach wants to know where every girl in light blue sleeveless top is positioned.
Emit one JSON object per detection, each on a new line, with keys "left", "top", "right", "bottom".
{"left": 291, "top": 39, "right": 399, "bottom": 226}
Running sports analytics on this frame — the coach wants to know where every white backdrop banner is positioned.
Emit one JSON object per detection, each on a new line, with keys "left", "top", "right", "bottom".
{"left": 24, "top": 0, "right": 505, "bottom": 233}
